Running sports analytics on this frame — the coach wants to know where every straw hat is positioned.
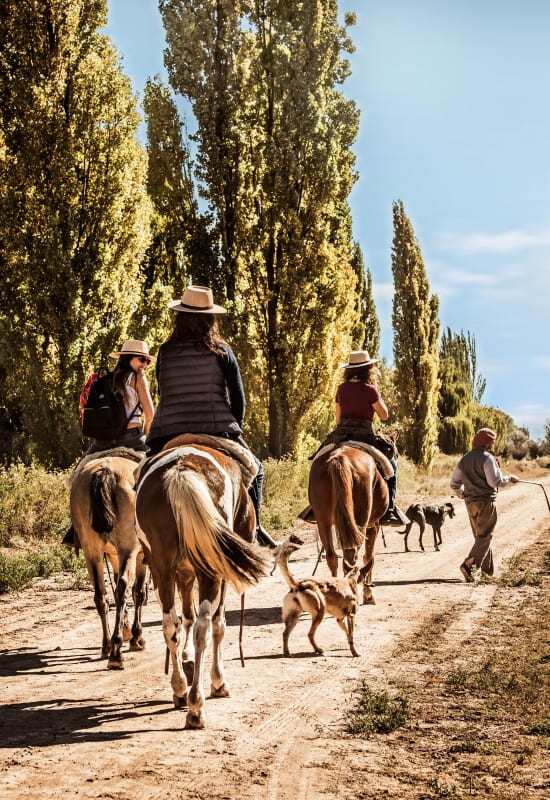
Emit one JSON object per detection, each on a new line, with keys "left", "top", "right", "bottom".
{"left": 109, "top": 339, "right": 156, "bottom": 363}
{"left": 341, "top": 350, "right": 378, "bottom": 369}
{"left": 168, "top": 285, "right": 226, "bottom": 315}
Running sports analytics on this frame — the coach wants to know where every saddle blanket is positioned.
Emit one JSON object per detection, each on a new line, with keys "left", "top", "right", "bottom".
{"left": 134, "top": 434, "right": 258, "bottom": 491}
{"left": 313, "top": 441, "right": 394, "bottom": 479}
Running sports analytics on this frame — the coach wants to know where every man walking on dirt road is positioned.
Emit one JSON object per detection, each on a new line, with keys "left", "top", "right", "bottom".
{"left": 450, "top": 428, "right": 518, "bottom": 582}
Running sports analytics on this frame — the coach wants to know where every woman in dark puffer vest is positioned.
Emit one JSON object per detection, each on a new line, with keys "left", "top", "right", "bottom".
{"left": 147, "top": 285, "right": 276, "bottom": 548}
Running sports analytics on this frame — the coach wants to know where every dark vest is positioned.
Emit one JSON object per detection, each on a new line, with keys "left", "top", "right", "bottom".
{"left": 458, "top": 448, "right": 497, "bottom": 500}
{"left": 148, "top": 340, "right": 241, "bottom": 441}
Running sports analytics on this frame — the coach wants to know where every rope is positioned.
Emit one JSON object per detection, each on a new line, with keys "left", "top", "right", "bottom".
{"left": 515, "top": 479, "right": 550, "bottom": 513}
{"left": 103, "top": 553, "right": 116, "bottom": 603}
{"left": 239, "top": 593, "right": 246, "bottom": 668}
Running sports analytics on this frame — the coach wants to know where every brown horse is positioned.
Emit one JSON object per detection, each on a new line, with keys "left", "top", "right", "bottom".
{"left": 70, "top": 454, "right": 149, "bottom": 667}
{"left": 308, "top": 445, "right": 390, "bottom": 604}
{"left": 135, "top": 440, "right": 268, "bottom": 730}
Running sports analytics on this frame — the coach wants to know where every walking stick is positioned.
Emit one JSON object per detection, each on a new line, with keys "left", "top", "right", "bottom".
{"left": 515, "top": 479, "right": 550, "bottom": 513}
{"left": 312, "top": 544, "right": 325, "bottom": 576}
{"left": 239, "top": 593, "right": 246, "bottom": 668}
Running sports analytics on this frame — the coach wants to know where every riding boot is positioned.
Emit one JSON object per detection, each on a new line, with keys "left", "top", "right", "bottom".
{"left": 248, "top": 468, "right": 277, "bottom": 549}
{"left": 380, "top": 460, "right": 409, "bottom": 527}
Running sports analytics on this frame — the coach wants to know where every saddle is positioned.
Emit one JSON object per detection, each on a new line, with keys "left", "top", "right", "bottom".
{"left": 134, "top": 434, "right": 258, "bottom": 490}
{"left": 312, "top": 441, "right": 394, "bottom": 480}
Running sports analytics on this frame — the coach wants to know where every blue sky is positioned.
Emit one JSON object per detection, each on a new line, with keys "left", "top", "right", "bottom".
{"left": 106, "top": 0, "right": 550, "bottom": 436}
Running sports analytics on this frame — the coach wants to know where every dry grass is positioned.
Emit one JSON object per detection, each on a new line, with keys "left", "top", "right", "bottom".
{"left": 341, "top": 529, "right": 550, "bottom": 798}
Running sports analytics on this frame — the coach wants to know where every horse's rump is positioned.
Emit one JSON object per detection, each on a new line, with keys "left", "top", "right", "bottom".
{"left": 137, "top": 446, "right": 267, "bottom": 592}
{"left": 89, "top": 466, "right": 118, "bottom": 535}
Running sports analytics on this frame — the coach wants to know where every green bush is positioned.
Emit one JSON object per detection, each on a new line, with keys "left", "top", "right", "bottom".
{"left": 346, "top": 682, "right": 409, "bottom": 736}
{"left": 0, "top": 544, "right": 86, "bottom": 593}
{"left": 0, "top": 463, "right": 70, "bottom": 546}
{"left": 263, "top": 457, "right": 309, "bottom": 533}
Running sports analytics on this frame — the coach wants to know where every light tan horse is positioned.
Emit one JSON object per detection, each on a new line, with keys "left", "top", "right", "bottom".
{"left": 70, "top": 453, "right": 148, "bottom": 668}
{"left": 136, "top": 440, "right": 268, "bottom": 730}
{"left": 308, "top": 445, "right": 390, "bottom": 604}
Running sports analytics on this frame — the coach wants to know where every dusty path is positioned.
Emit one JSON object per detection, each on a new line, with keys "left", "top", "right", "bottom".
{"left": 1, "top": 479, "right": 549, "bottom": 800}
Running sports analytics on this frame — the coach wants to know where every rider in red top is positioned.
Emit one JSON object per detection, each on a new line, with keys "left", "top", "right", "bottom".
{"left": 302, "top": 350, "right": 408, "bottom": 527}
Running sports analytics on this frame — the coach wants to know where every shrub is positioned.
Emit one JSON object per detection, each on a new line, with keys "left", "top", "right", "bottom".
{"left": 0, "top": 463, "right": 70, "bottom": 546}
{"left": 263, "top": 457, "right": 309, "bottom": 533}
{"left": 346, "top": 682, "right": 409, "bottom": 736}
{"left": 0, "top": 543, "right": 86, "bottom": 593}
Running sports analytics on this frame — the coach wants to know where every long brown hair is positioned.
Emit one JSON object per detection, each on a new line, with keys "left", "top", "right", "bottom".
{"left": 171, "top": 312, "right": 226, "bottom": 354}
{"left": 112, "top": 355, "right": 135, "bottom": 401}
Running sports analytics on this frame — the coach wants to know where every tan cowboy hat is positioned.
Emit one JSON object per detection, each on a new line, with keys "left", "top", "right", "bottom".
{"left": 109, "top": 339, "right": 156, "bottom": 363}
{"left": 341, "top": 349, "right": 378, "bottom": 369}
{"left": 168, "top": 285, "right": 226, "bottom": 315}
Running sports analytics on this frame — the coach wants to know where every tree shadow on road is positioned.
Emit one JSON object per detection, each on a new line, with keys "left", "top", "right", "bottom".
{"left": 0, "top": 646, "right": 106, "bottom": 677}
{"left": 0, "top": 697, "right": 175, "bottom": 748}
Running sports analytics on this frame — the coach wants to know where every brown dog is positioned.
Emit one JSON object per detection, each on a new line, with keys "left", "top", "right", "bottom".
{"left": 274, "top": 539, "right": 360, "bottom": 658}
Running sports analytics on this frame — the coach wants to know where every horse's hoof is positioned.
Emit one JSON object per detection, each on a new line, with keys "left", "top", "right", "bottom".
{"left": 185, "top": 710, "right": 206, "bottom": 730}
{"left": 363, "top": 594, "right": 376, "bottom": 606}
{"left": 100, "top": 648, "right": 110, "bottom": 659}
{"left": 210, "top": 683, "right": 230, "bottom": 699}
{"left": 182, "top": 660, "right": 195, "bottom": 684}
{"left": 350, "top": 648, "right": 360, "bottom": 658}
{"left": 173, "top": 693, "right": 188, "bottom": 710}
{"left": 129, "top": 638, "right": 145, "bottom": 652}
{"left": 107, "top": 658, "right": 124, "bottom": 670}
{"left": 313, "top": 648, "right": 324, "bottom": 656}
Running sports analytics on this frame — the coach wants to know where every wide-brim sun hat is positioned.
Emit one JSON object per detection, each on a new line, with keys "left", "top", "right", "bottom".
{"left": 168, "top": 285, "right": 226, "bottom": 315}
{"left": 109, "top": 339, "right": 156, "bottom": 363}
{"left": 341, "top": 350, "right": 378, "bottom": 369}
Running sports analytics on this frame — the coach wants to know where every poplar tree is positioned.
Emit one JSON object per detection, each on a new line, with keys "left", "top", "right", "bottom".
{"left": 391, "top": 200, "right": 440, "bottom": 468}
{"left": 160, "top": 1, "right": 361, "bottom": 456}
{"left": 0, "top": 1, "right": 150, "bottom": 466}
{"left": 351, "top": 242, "right": 380, "bottom": 356}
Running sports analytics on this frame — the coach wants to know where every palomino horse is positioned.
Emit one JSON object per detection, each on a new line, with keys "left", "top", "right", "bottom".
{"left": 308, "top": 445, "right": 390, "bottom": 604}
{"left": 135, "top": 440, "right": 268, "bottom": 730}
{"left": 70, "top": 453, "right": 149, "bottom": 668}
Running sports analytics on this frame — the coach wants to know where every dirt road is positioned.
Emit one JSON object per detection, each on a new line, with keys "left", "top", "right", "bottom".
{"left": 1, "top": 479, "right": 549, "bottom": 800}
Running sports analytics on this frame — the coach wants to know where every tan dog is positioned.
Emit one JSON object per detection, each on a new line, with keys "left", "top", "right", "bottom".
{"left": 274, "top": 539, "right": 360, "bottom": 657}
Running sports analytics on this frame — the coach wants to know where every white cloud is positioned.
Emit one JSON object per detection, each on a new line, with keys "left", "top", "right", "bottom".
{"left": 437, "top": 229, "right": 550, "bottom": 255}
{"left": 508, "top": 403, "right": 550, "bottom": 437}
{"left": 438, "top": 268, "right": 497, "bottom": 286}
{"left": 374, "top": 282, "right": 393, "bottom": 302}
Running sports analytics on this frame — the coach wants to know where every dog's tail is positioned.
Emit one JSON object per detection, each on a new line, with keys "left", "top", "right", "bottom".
{"left": 273, "top": 539, "right": 301, "bottom": 590}
{"left": 89, "top": 466, "right": 117, "bottom": 536}
{"left": 327, "top": 453, "right": 363, "bottom": 549}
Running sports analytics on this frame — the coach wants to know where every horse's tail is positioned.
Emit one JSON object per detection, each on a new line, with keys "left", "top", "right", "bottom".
{"left": 164, "top": 464, "right": 268, "bottom": 593}
{"left": 89, "top": 466, "right": 118, "bottom": 536}
{"left": 327, "top": 453, "right": 364, "bottom": 549}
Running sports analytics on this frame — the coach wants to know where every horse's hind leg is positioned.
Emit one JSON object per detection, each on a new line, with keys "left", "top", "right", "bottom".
{"left": 362, "top": 525, "right": 378, "bottom": 605}
{"left": 85, "top": 554, "right": 111, "bottom": 657}
{"left": 186, "top": 574, "right": 219, "bottom": 730}
{"left": 129, "top": 554, "right": 147, "bottom": 652}
{"left": 176, "top": 569, "right": 196, "bottom": 685}
{"left": 210, "top": 581, "right": 229, "bottom": 698}
{"left": 157, "top": 569, "right": 188, "bottom": 709}
{"left": 318, "top": 519, "right": 338, "bottom": 577}
{"left": 108, "top": 549, "right": 138, "bottom": 669}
